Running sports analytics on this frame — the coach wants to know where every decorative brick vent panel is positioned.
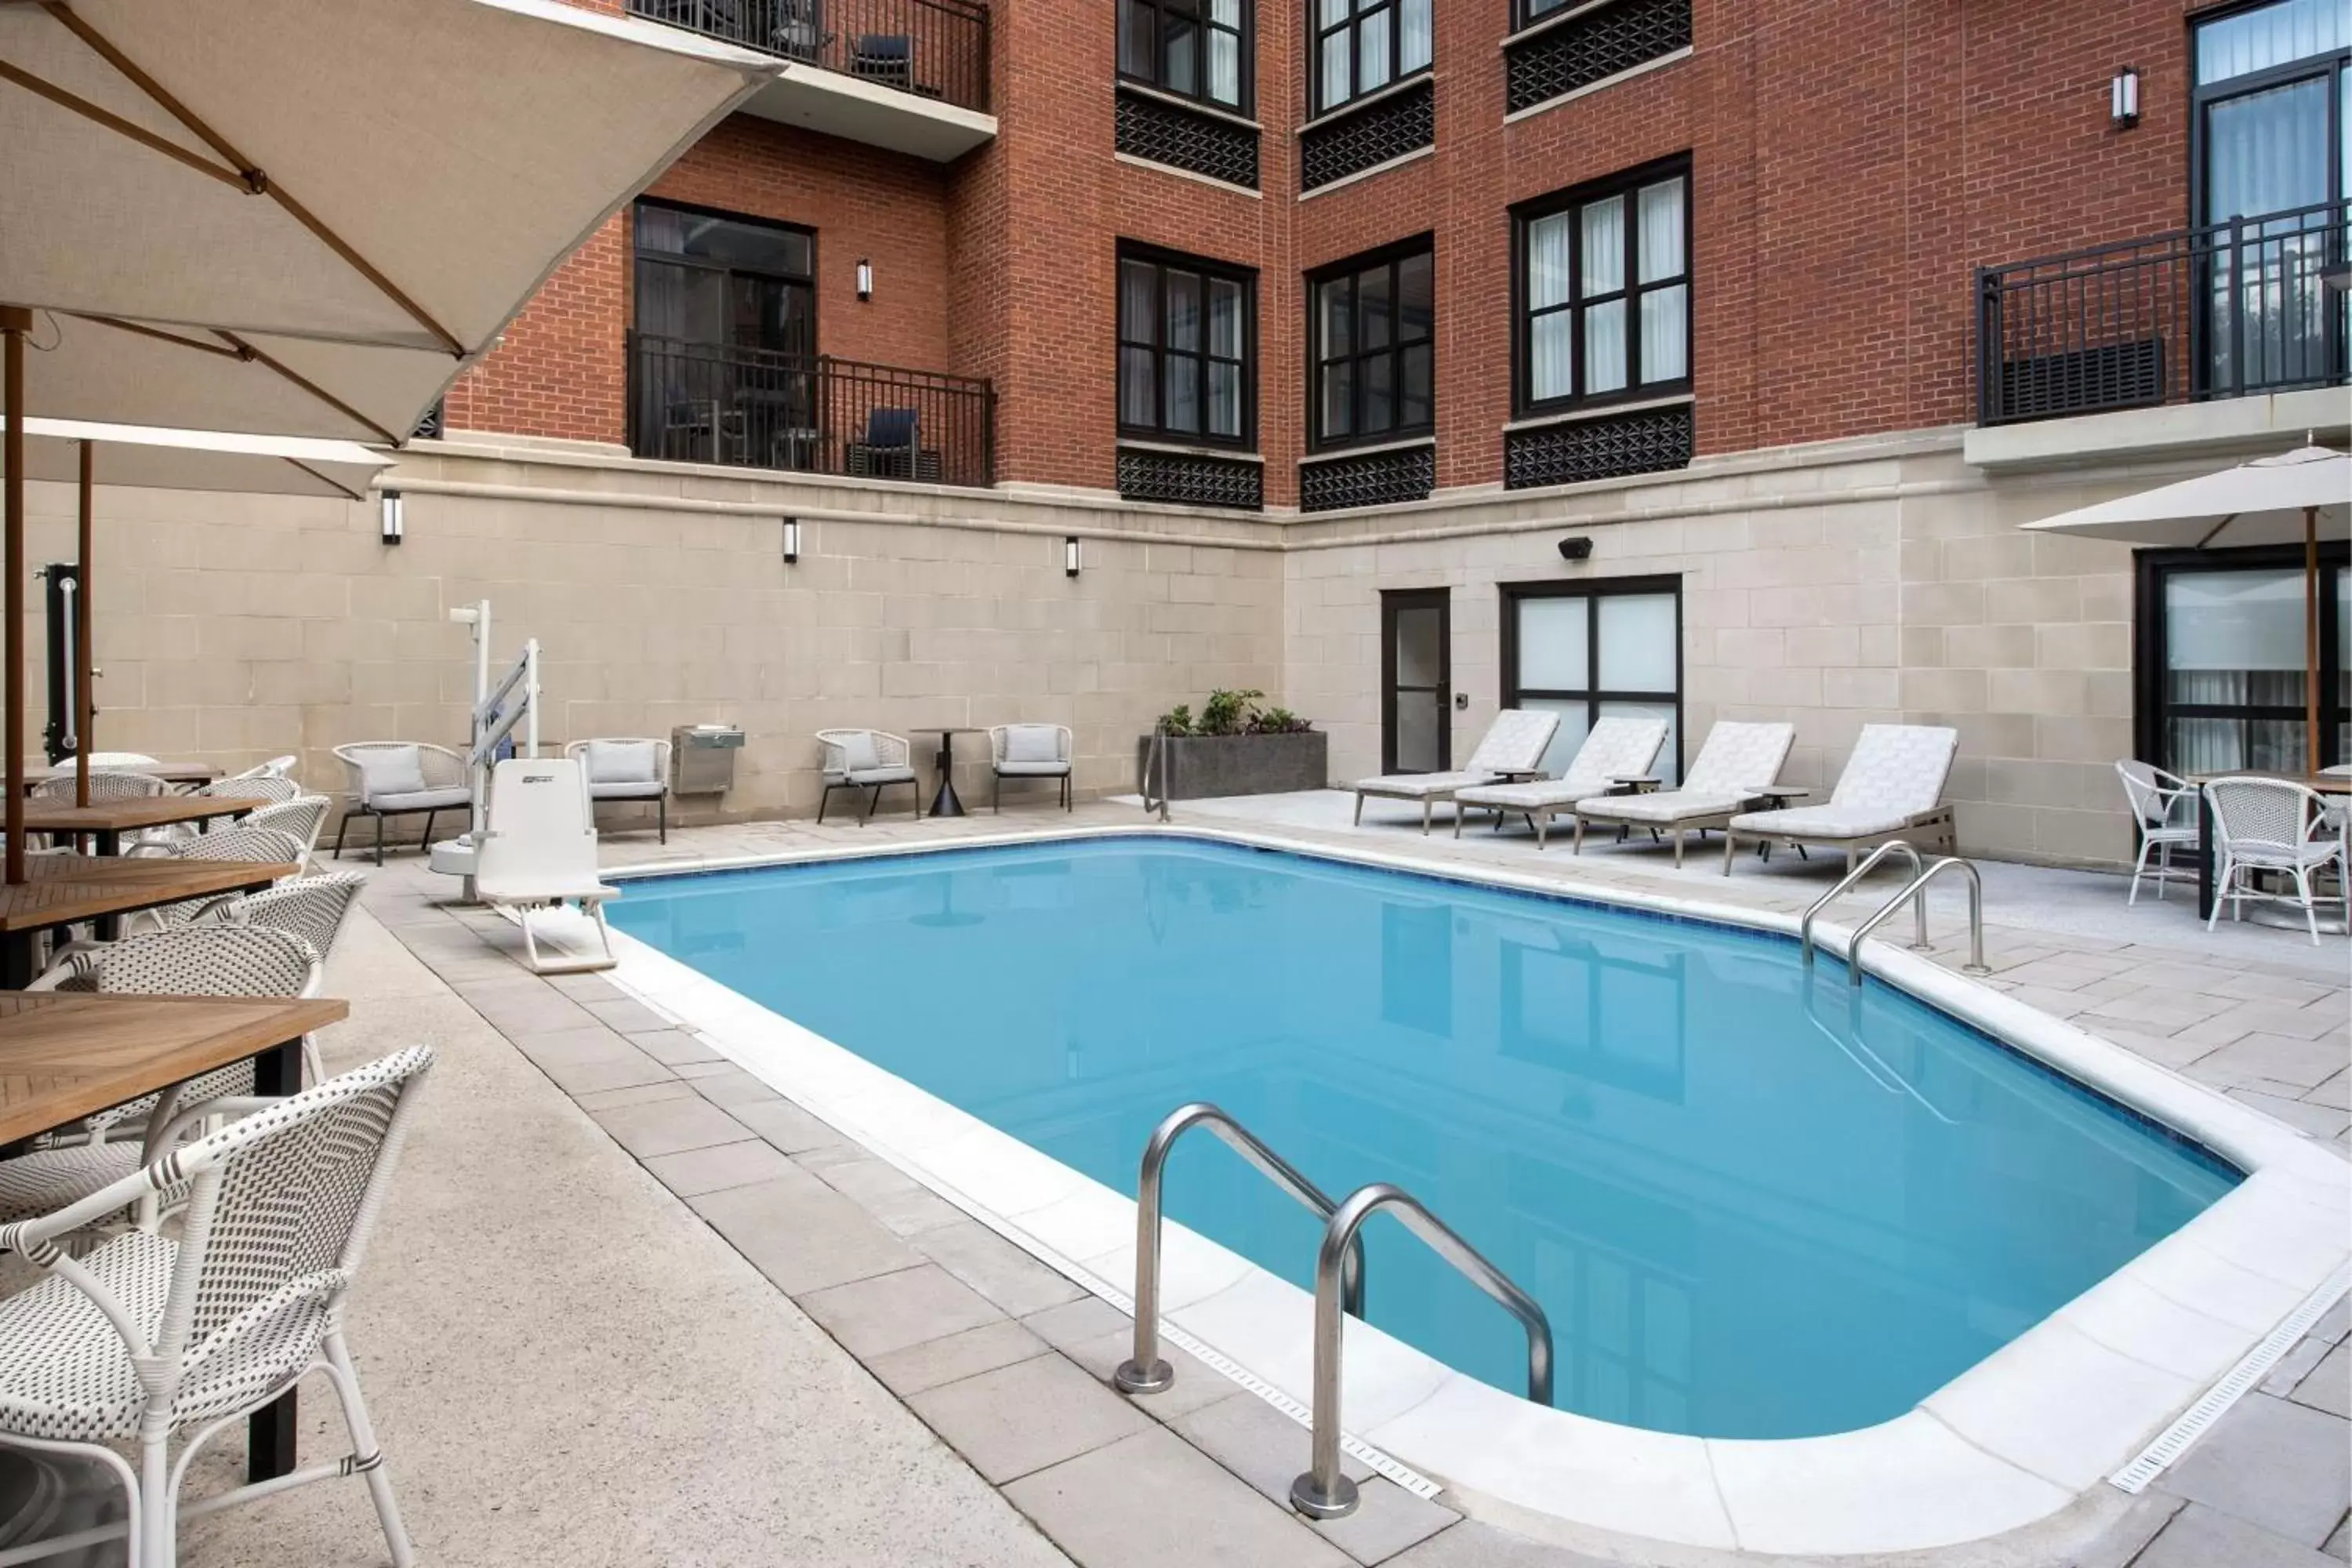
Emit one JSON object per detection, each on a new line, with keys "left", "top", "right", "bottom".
{"left": 1504, "top": 0, "right": 1690, "bottom": 116}
{"left": 1504, "top": 405, "right": 1693, "bottom": 490}
{"left": 1116, "top": 87, "right": 1261, "bottom": 190}
{"left": 1301, "top": 79, "right": 1433, "bottom": 192}
{"left": 1116, "top": 448, "right": 1265, "bottom": 510}
{"left": 1298, "top": 443, "right": 1436, "bottom": 512}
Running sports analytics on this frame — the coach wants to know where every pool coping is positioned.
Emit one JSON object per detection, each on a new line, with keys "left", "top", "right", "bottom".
{"left": 592, "top": 823, "right": 2352, "bottom": 1559}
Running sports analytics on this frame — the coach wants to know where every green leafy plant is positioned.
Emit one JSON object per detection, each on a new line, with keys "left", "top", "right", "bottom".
{"left": 1155, "top": 691, "right": 1313, "bottom": 736}
{"left": 1198, "top": 688, "right": 1264, "bottom": 736}
{"left": 1247, "top": 706, "right": 1312, "bottom": 735}
{"left": 1157, "top": 704, "right": 1196, "bottom": 736}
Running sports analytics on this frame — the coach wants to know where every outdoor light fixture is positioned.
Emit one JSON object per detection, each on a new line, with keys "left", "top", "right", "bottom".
{"left": 1557, "top": 535, "right": 1593, "bottom": 561}
{"left": 1065, "top": 536, "right": 1082, "bottom": 578}
{"left": 379, "top": 489, "right": 405, "bottom": 546}
{"left": 782, "top": 517, "right": 801, "bottom": 564}
{"left": 856, "top": 259, "right": 874, "bottom": 302}
{"left": 2111, "top": 67, "right": 2140, "bottom": 129}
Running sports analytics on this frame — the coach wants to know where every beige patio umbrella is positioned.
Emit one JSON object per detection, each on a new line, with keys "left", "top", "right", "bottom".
{"left": 2020, "top": 445, "right": 2350, "bottom": 772}
{"left": 0, "top": 0, "right": 783, "bottom": 877}
{"left": 1, "top": 419, "right": 392, "bottom": 805}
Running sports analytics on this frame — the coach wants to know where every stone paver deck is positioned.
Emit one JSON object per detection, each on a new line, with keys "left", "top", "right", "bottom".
{"left": 263, "top": 797, "right": 2347, "bottom": 1567}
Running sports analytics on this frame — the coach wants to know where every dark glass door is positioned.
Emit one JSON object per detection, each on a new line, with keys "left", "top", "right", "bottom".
{"left": 1381, "top": 589, "right": 1450, "bottom": 774}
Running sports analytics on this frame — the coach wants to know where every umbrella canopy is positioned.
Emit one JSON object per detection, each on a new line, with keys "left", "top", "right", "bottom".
{"left": 5, "top": 417, "right": 390, "bottom": 499}
{"left": 0, "top": 0, "right": 781, "bottom": 441}
{"left": 2018, "top": 445, "right": 2350, "bottom": 550}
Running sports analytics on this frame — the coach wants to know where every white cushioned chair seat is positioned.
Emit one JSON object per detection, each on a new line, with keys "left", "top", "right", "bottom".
{"left": 586, "top": 779, "right": 666, "bottom": 800}
{"left": 1001, "top": 725, "right": 1063, "bottom": 765}
{"left": 366, "top": 786, "right": 470, "bottom": 813}
{"left": 1728, "top": 804, "right": 1919, "bottom": 838}
{"left": 1577, "top": 790, "right": 1751, "bottom": 825}
{"left": 1679, "top": 721, "right": 1797, "bottom": 796}
{"left": 1463, "top": 710, "right": 1563, "bottom": 775}
{"left": 997, "top": 760, "right": 1071, "bottom": 777}
{"left": 847, "top": 765, "right": 917, "bottom": 786}
{"left": 1826, "top": 724, "right": 1958, "bottom": 814}
{"left": 584, "top": 739, "right": 659, "bottom": 786}
{"left": 1454, "top": 779, "right": 1597, "bottom": 810}
{"left": 1354, "top": 770, "right": 1498, "bottom": 799}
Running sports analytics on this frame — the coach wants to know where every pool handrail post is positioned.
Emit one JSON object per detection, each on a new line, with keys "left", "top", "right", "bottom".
{"left": 1799, "top": 839, "right": 1929, "bottom": 969}
{"left": 1290, "top": 1181, "right": 1554, "bottom": 1519}
{"left": 1849, "top": 856, "right": 1994, "bottom": 987}
{"left": 1114, "top": 1102, "right": 1363, "bottom": 1396}
{"left": 1143, "top": 718, "right": 1172, "bottom": 822}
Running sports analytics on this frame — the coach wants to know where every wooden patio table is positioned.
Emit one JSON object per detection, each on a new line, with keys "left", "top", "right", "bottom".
{"left": 0, "top": 855, "right": 298, "bottom": 986}
{"left": 17, "top": 795, "right": 257, "bottom": 857}
{"left": 19, "top": 760, "right": 221, "bottom": 792}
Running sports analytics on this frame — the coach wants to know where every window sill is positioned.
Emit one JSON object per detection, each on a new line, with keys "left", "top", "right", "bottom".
{"left": 1296, "top": 141, "right": 1435, "bottom": 199}
{"left": 1501, "top": 46, "right": 1691, "bottom": 124}
{"left": 1116, "top": 437, "right": 1264, "bottom": 463}
{"left": 1504, "top": 391, "right": 1692, "bottom": 434}
{"left": 1115, "top": 78, "right": 1261, "bottom": 132}
{"left": 1298, "top": 69, "right": 1433, "bottom": 136}
{"left": 1112, "top": 151, "right": 1262, "bottom": 198}
{"left": 1303, "top": 434, "right": 1436, "bottom": 462}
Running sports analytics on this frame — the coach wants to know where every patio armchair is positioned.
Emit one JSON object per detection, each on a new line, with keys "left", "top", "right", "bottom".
{"left": 203, "top": 871, "right": 368, "bottom": 967}
{"left": 30, "top": 769, "right": 168, "bottom": 802}
{"left": 1570, "top": 721, "right": 1798, "bottom": 866}
{"left": 2115, "top": 760, "right": 2200, "bottom": 905}
{"left": 845, "top": 406, "right": 942, "bottom": 483}
{"left": 1722, "top": 724, "right": 1959, "bottom": 874}
{"left": 565, "top": 737, "right": 673, "bottom": 843}
{"left": 989, "top": 724, "right": 1074, "bottom": 812}
{"left": 227, "top": 754, "right": 300, "bottom": 781}
{"left": 1454, "top": 715, "right": 1670, "bottom": 849}
{"left": 125, "top": 773, "right": 303, "bottom": 851}
{"left": 244, "top": 795, "right": 333, "bottom": 860}
{"left": 1350, "top": 709, "right": 1562, "bottom": 833}
{"left": 816, "top": 729, "right": 920, "bottom": 823}
{"left": 0, "top": 1047, "right": 434, "bottom": 1568}
{"left": 2203, "top": 776, "right": 2348, "bottom": 946}
{"left": 848, "top": 31, "right": 913, "bottom": 90}
{"left": 332, "top": 742, "right": 470, "bottom": 865}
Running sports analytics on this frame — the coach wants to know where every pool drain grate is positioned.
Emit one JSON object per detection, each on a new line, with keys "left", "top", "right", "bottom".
{"left": 2109, "top": 1261, "right": 2351, "bottom": 1494}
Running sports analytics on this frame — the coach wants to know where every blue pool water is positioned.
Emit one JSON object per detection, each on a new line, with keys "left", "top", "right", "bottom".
{"left": 609, "top": 837, "right": 2238, "bottom": 1439}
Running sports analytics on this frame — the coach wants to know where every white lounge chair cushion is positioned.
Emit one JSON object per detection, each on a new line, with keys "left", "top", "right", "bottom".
{"left": 1680, "top": 721, "right": 1796, "bottom": 795}
{"left": 368, "top": 786, "right": 470, "bottom": 813}
{"left": 1555, "top": 715, "right": 1668, "bottom": 796}
{"left": 352, "top": 745, "right": 428, "bottom": 802}
{"left": 1577, "top": 790, "right": 1751, "bottom": 826}
{"left": 998, "top": 760, "right": 1069, "bottom": 777}
{"left": 587, "top": 779, "right": 665, "bottom": 800}
{"left": 584, "top": 739, "right": 660, "bottom": 786}
{"left": 1454, "top": 779, "right": 1596, "bottom": 811}
{"left": 1355, "top": 770, "right": 1498, "bottom": 799}
{"left": 1727, "top": 804, "right": 1922, "bottom": 838}
{"left": 1827, "top": 724, "right": 1958, "bottom": 814}
{"left": 1002, "top": 725, "right": 1062, "bottom": 765}
{"left": 846, "top": 765, "right": 916, "bottom": 786}
{"left": 1463, "top": 710, "right": 1563, "bottom": 775}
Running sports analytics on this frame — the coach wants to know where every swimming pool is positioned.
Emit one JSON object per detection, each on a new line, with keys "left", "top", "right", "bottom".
{"left": 608, "top": 835, "right": 2240, "bottom": 1442}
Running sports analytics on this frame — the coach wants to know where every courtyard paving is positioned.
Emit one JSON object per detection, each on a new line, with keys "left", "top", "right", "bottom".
{"left": 169, "top": 794, "right": 2350, "bottom": 1566}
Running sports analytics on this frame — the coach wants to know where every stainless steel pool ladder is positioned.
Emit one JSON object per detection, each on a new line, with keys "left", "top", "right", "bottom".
{"left": 1799, "top": 839, "right": 1992, "bottom": 984}
{"left": 1141, "top": 720, "right": 1173, "bottom": 822}
{"left": 1112, "top": 1105, "right": 1553, "bottom": 1523}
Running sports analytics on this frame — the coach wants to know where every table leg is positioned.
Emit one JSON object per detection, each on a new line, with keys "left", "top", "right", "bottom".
{"left": 0, "top": 933, "right": 31, "bottom": 989}
{"left": 247, "top": 1034, "right": 305, "bottom": 1482}
{"left": 2197, "top": 790, "right": 2216, "bottom": 924}
{"left": 928, "top": 736, "right": 966, "bottom": 818}
{"left": 95, "top": 827, "right": 118, "bottom": 857}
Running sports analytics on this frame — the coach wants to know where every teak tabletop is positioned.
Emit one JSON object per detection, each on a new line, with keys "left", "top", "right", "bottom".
{"left": 0, "top": 991, "right": 347, "bottom": 1145}
{"left": 0, "top": 855, "right": 299, "bottom": 935}
{"left": 19, "top": 797, "right": 257, "bottom": 836}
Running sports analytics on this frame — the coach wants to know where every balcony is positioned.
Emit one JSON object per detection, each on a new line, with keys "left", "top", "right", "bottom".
{"left": 629, "top": 0, "right": 994, "bottom": 162}
{"left": 628, "top": 334, "right": 995, "bottom": 488}
{"left": 1976, "top": 198, "right": 2350, "bottom": 430}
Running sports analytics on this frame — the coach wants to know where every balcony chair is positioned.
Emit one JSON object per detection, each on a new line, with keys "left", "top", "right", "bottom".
{"left": 2115, "top": 760, "right": 2200, "bottom": 905}
{"left": 815, "top": 729, "right": 920, "bottom": 823}
{"left": 661, "top": 396, "right": 747, "bottom": 464}
{"left": 771, "top": 0, "right": 830, "bottom": 61}
{"left": 848, "top": 31, "right": 913, "bottom": 91}
{"left": 1722, "top": 724, "right": 1959, "bottom": 874}
{"left": 2203, "top": 776, "right": 2349, "bottom": 946}
{"left": 565, "top": 738, "right": 673, "bottom": 843}
{"left": 1570, "top": 721, "right": 1798, "bottom": 866}
{"left": 1350, "top": 709, "right": 1562, "bottom": 833}
{"left": 845, "top": 406, "right": 942, "bottom": 483}
{"left": 1453, "top": 715, "right": 1671, "bottom": 850}
{"left": 332, "top": 742, "right": 471, "bottom": 865}
{"left": 989, "top": 724, "right": 1074, "bottom": 812}
{"left": 0, "top": 1047, "right": 435, "bottom": 1568}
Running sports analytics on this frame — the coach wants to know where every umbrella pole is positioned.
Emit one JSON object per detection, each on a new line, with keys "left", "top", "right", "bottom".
{"left": 2, "top": 307, "right": 26, "bottom": 886}
{"left": 76, "top": 441, "right": 93, "bottom": 810}
{"left": 2307, "top": 505, "right": 2321, "bottom": 775}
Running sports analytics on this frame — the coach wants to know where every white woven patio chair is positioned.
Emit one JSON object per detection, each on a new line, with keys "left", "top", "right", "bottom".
{"left": 201, "top": 872, "right": 367, "bottom": 966}
{"left": 242, "top": 796, "right": 332, "bottom": 859}
{"left": 1453, "top": 715, "right": 1670, "bottom": 849}
{"left": 331, "top": 742, "right": 470, "bottom": 865}
{"left": 0, "top": 1045, "right": 434, "bottom": 1568}
{"left": 2116, "top": 760, "right": 2200, "bottom": 906}
{"left": 988, "top": 724, "right": 1073, "bottom": 812}
{"left": 1351, "top": 709, "right": 1563, "bottom": 833}
{"left": 564, "top": 738, "right": 672, "bottom": 843}
{"left": 2204, "top": 777, "right": 2348, "bottom": 946}
{"left": 1570, "top": 721, "right": 1797, "bottom": 865}
{"left": 815, "top": 729, "right": 920, "bottom": 824}
{"left": 1723, "top": 724, "right": 1959, "bottom": 873}
{"left": 227, "top": 755, "right": 299, "bottom": 782}
{"left": 122, "top": 775, "right": 306, "bottom": 854}
{"left": 29, "top": 770, "right": 169, "bottom": 802}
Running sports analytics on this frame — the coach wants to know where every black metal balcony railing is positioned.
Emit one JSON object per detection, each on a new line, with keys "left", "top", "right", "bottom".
{"left": 629, "top": 334, "right": 995, "bottom": 488}
{"left": 629, "top": 0, "right": 989, "bottom": 114}
{"left": 1976, "top": 198, "right": 2350, "bottom": 426}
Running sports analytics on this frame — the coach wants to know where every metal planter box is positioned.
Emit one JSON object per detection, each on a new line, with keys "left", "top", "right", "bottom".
{"left": 1134, "top": 731, "right": 1327, "bottom": 800}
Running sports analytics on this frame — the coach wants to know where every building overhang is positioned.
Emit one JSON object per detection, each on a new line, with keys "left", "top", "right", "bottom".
{"left": 739, "top": 65, "right": 996, "bottom": 162}
{"left": 1964, "top": 387, "right": 2351, "bottom": 474}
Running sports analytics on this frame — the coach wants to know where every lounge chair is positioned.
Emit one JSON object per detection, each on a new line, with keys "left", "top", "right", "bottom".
{"left": 1452, "top": 715, "right": 1670, "bottom": 849}
{"left": 989, "top": 724, "right": 1073, "bottom": 811}
{"left": 1351, "top": 709, "right": 1562, "bottom": 833}
{"left": 1722, "top": 724, "right": 1958, "bottom": 874}
{"left": 566, "top": 737, "right": 673, "bottom": 843}
{"left": 332, "top": 741, "right": 470, "bottom": 865}
{"left": 474, "top": 757, "right": 619, "bottom": 975}
{"left": 816, "top": 728, "right": 920, "bottom": 822}
{"left": 1571, "top": 720, "right": 1798, "bottom": 866}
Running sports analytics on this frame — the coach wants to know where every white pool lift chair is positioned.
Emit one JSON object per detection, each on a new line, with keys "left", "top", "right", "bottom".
{"left": 474, "top": 757, "right": 619, "bottom": 975}
{"left": 1350, "top": 709, "right": 1562, "bottom": 833}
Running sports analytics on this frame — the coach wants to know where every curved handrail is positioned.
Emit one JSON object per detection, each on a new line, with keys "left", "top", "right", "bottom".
{"left": 1799, "top": 840, "right": 1926, "bottom": 968}
{"left": 1141, "top": 719, "right": 1172, "bottom": 822}
{"left": 1289, "top": 1182, "right": 1553, "bottom": 1520}
{"left": 1849, "top": 856, "right": 1991, "bottom": 987}
{"left": 1113, "top": 1103, "right": 1363, "bottom": 1396}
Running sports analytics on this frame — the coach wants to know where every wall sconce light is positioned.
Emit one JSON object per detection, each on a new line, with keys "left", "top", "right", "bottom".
{"left": 2111, "top": 67, "right": 2140, "bottom": 129}
{"left": 855, "top": 259, "right": 874, "bottom": 302}
{"left": 379, "top": 490, "right": 405, "bottom": 546}
{"left": 1065, "top": 536, "right": 1082, "bottom": 578}
{"left": 1556, "top": 535, "right": 1592, "bottom": 561}
{"left": 781, "top": 517, "right": 801, "bottom": 564}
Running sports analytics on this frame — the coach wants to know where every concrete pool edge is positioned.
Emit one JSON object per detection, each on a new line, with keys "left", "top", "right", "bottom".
{"left": 595, "top": 825, "right": 2352, "bottom": 1558}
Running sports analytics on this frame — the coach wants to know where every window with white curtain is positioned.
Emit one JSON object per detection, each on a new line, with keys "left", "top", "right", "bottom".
{"left": 1118, "top": 245, "right": 1255, "bottom": 446}
{"left": 1120, "top": 0, "right": 1253, "bottom": 112}
{"left": 1308, "top": 239, "right": 1435, "bottom": 448}
{"left": 1503, "top": 577, "right": 1683, "bottom": 783}
{"left": 2140, "top": 548, "right": 2349, "bottom": 775}
{"left": 1516, "top": 159, "right": 1691, "bottom": 415}
{"left": 1312, "top": 0, "right": 1432, "bottom": 115}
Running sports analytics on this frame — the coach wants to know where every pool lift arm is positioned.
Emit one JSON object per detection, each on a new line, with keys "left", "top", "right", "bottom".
{"left": 428, "top": 599, "right": 540, "bottom": 898}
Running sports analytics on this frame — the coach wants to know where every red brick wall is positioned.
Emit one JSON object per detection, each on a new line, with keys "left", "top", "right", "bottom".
{"left": 459, "top": 0, "right": 2206, "bottom": 489}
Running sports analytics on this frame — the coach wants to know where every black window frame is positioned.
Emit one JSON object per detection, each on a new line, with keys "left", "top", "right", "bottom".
{"left": 1116, "top": 243, "right": 1259, "bottom": 451}
{"left": 2132, "top": 542, "right": 2350, "bottom": 775}
{"left": 1307, "top": 234, "right": 1436, "bottom": 452}
{"left": 631, "top": 197, "right": 819, "bottom": 356}
{"left": 1499, "top": 573, "right": 1686, "bottom": 779}
{"left": 1120, "top": 0, "right": 1256, "bottom": 115}
{"left": 1308, "top": 0, "right": 1433, "bottom": 118}
{"left": 2190, "top": 0, "right": 2350, "bottom": 234}
{"left": 1510, "top": 154, "right": 1693, "bottom": 418}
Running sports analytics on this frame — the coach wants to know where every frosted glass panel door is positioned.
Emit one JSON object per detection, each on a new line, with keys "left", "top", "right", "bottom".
{"left": 2161, "top": 565, "right": 2333, "bottom": 773}
{"left": 1508, "top": 580, "right": 1682, "bottom": 782}
{"left": 1385, "top": 590, "right": 1450, "bottom": 774}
